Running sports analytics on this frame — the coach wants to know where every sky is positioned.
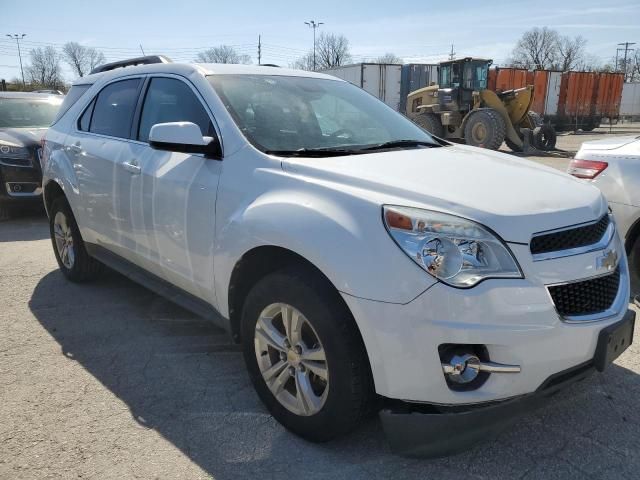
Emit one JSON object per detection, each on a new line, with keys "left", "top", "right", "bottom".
{"left": 1, "top": 0, "right": 638, "bottom": 83}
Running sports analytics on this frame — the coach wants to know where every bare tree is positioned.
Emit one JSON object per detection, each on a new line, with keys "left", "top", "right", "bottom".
{"left": 556, "top": 35, "right": 586, "bottom": 71}
{"left": 315, "top": 33, "right": 352, "bottom": 69}
{"left": 290, "top": 52, "right": 315, "bottom": 71}
{"left": 375, "top": 53, "right": 403, "bottom": 64}
{"left": 26, "top": 46, "right": 63, "bottom": 89}
{"left": 195, "top": 45, "right": 251, "bottom": 64}
{"left": 509, "top": 27, "right": 559, "bottom": 70}
{"left": 62, "top": 42, "right": 106, "bottom": 77}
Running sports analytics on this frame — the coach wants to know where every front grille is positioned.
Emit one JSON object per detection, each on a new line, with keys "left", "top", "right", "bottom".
{"left": 548, "top": 267, "right": 620, "bottom": 317}
{"left": 531, "top": 215, "right": 610, "bottom": 255}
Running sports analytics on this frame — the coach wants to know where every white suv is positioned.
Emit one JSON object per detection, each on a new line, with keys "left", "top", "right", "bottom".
{"left": 42, "top": 57, "right": 634, "bottom": 457}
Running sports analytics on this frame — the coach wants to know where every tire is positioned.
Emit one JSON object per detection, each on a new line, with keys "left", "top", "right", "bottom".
{"left": 241, "top": 265, "right": 373, "bottom": 442}
{"left": 527, "top": 111, "right": 543, "bottom": 128}
{"left": 628, "top": 235, "right": 640, "bottom": 279}
{"left": 0, "top": 204, "right": 11, "bottom": 222}
{"left": 463, "top": 109, "right": 506, "bottom": 150}
{"left": 532, "top": 125, "right": 557, "bottom": 151}
{"left": 49, "top": 197, "right": 103, "bottom": 282}
{"left": 413, "top": 112, "right": 445, "bottom": 138}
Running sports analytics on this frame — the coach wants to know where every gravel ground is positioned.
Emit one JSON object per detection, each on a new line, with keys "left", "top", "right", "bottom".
{"left": 2, "top": 128, "right": 640, "bottom": 479}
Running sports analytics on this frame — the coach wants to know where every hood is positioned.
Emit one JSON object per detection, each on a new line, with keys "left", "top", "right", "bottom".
{"left": 578, "top": 135, "right": 639, "bottom": 151}
{"left": 0, "top": 127, "right": 47, "bottom": 147}
{"left": 282, "top": 145, "right": 606, "bottom": 244}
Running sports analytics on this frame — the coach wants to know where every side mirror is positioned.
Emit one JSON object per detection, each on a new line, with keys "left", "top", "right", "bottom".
{"left": 149, "top": 122, "right": 221, "bottom": 159}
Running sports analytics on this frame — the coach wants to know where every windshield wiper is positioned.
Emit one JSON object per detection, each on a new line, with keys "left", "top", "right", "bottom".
{"left": 264, "top": 147, "right": 364, "bottom": 157}
{"left": 360, "top": 139, "right": 441, "bottom": 151}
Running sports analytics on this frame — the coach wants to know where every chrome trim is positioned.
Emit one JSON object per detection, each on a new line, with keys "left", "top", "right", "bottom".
{"left": 546, "top": 256, "right": 628, "bottom": 324}
{"left": 442, "top": 354, "right": 521, "bottom": 384}
{"left": 5, "top": 182, "right": 42, "bottom": 197}
{"left": 531, "top": 215, "right": 615, "bottom": 262}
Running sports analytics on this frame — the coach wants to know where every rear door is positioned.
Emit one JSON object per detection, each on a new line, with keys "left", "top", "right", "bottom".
{"left": 127, "top": 75, "right": 221, "bottom": 301}
{"left": 71, "top": 77, "right": 144, "bottom": 256}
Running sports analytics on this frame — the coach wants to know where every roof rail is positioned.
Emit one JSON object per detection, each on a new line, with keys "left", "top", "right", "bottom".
{"left": 259, "top": 63, "right": 280, "bottom": 67}
{"left": 90, "top": 55, "right": 173, "bottom": 75}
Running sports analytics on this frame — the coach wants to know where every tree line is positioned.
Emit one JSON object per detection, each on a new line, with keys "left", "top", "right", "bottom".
{"left": 7, "top": 27, "right": 639, "bottom": 91}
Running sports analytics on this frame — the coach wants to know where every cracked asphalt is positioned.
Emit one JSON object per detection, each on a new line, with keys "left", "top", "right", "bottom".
{"left": 1, "top": 204, "right": 640, "bottom": 478}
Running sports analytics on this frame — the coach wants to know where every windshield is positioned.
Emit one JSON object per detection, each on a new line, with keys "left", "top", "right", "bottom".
{"left": 0, "top": 97, "right": 63, "bottom": 128}
{"left": 208, "top": 74, "right": 438, "bottom": 154}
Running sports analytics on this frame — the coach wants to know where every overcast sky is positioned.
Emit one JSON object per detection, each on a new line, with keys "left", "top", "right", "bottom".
{"left": 1, "top": 0, "right": 638, "bottom": 83}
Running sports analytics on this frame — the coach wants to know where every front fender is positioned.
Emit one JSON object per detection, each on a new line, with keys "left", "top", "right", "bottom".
{"left": 214, "top": 184, "right": 436, "bottom": 317}
{"left": 42, "top": 131, "right": 82, "bottom": 219}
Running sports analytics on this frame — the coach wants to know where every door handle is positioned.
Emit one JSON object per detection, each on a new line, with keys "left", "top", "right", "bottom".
{"left": 122, "top": 160, "right": 141, "bottom": 174}
{"left": 68, "top": 143, "right": 82, "bottom": 153}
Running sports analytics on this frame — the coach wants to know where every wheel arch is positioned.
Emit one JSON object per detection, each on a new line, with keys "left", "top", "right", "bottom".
{"left": 228, "top": 245, "right": 344, "bottom": 343}
{"left": 43, "top": 179, "right": 66, "bottom": 216}
{"left": 624, "top": 215, "right": 640, "bottom": 255}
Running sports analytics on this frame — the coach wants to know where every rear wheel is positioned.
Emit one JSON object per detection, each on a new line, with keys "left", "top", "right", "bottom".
{"left": 532, "top": 125, "right": 557, "bottom": 151}
{"left": 49, "top": 197, "right": 103, "bottom": 282}
{"left": 463, "top": 109, "right": 506, "bottom": 150}
{"left": 241, "top": 265, "right": 373, "bottom": 442}
{"left": 413, "top": 112, "right": 445, "bottom": 138}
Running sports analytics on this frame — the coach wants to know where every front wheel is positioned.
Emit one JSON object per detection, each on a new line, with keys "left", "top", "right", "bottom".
{"left": 241, "top": 266, "right": 373, "bottom": 442}
{"left": 463, "top": 109, "right": 506, "bottom": 150}
{"left": 49, "top": 197, "right": 103, "bottom": 282}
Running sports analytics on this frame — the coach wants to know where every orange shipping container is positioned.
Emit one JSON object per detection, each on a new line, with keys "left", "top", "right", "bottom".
{"left": 594, "top": 73, "right": 624, "bottom": 118}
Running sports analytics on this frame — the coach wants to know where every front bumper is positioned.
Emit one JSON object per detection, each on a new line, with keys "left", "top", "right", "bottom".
{"left": 0, "top": 164, "right": 43, "bottom": 206}
{"left": 379, "top": 309, "right": 635, "bottom": 457}
{"left": 341, "top": 228, "right": 630, "bottom": 405}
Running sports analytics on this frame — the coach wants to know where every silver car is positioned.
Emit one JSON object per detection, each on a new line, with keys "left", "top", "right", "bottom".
{"left": 568, "top": 135, "right": 640, "bottom": 278}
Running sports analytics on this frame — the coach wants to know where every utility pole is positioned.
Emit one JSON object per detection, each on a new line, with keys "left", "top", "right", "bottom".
{"left": 618, "top": 42, "right": 636, "bottom": 82}
{"left": 258, "top": 35, "right": 261, "bottom": 65}
{"left": 6, "top": 34, "right": 26, "bottom": 87}
{"left": 448, "top": 44, "right": 456, "bottom": 60}
{"left": 139, "top": 44, "right": 146, "bottom": 56}
{"left": 304, "top": 20, "right": 323, "bottom": 70}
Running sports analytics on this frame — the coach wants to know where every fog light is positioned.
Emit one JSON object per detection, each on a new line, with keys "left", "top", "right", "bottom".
{"left": 439, "top": 345, "right": 521, "bottom": 390}
{"left": 442, "top": 353, "right": 482, "bottom": 384}
{"left": 12, "top": 184, "right": 22, "bottom": 192}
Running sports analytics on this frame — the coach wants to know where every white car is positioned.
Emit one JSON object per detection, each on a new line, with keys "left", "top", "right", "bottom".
{"left": 568, "top": 136, "right": 640, "bottom": 276}
{"left": 41, "top": 57, "right": 634, "bottom": 457}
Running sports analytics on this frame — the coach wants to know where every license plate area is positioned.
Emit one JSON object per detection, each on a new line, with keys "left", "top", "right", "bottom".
{"left": 594, "top": 311, "right": 635, "bottom": 371}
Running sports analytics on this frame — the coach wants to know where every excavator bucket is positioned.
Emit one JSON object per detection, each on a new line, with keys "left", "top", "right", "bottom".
{"left": 478, "top": 87, "right": 535, "bottom": 151}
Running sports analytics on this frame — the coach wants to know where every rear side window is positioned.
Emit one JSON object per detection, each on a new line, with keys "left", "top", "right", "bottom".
{"left": 52, "top": 84, "right": 91, "bottom": 124}
{"left": 89, "top": 79, "right": 141, "bottom": 139}
{"left": 137, "top": 77, "right": 214, "bottom": 143}
{"left": 78, "top": 98, "right": 95, "bottom": 132}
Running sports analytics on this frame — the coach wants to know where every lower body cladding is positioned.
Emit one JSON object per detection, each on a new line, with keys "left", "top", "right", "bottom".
{"left": 341, "top": 233, "right": 634, "bottom": 457}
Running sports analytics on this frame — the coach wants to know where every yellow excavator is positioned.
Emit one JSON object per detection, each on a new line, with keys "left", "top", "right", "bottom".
{"left": 406, "top": 58, "right": 556, "bottom": 151}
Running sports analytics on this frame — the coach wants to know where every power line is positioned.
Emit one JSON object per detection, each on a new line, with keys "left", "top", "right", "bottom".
{"left": 5, "top": 34, "right": 26, "bottom": 86}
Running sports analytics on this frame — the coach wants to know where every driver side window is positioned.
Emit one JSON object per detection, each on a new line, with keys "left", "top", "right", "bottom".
{"left": 138, "top": 77, "right": 214, "bottom": 143}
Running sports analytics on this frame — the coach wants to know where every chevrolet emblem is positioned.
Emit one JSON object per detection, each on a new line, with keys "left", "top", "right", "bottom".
{"left": 597, "top": 250, "right": 618, "bottom": 271}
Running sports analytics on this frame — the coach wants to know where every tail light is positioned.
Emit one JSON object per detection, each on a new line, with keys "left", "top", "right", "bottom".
{"left": 567, "top": 159, "right": 608, "bottom": 179}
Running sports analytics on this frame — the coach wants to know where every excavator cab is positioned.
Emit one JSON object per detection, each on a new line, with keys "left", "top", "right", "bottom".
{"left": 437, "top": 58, "right": 491, "bottom": 113}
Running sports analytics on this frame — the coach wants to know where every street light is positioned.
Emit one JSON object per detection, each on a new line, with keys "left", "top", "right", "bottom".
{"left": 6, "top": 34, "right": 26, "bottom": 87}
{"left": 304, "top": 20, "right": 323, "bottom": 71}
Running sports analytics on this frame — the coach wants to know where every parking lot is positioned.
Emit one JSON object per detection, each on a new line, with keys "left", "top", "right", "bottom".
{"left": 1, "top": 127, "right": 640, "bottom": 479}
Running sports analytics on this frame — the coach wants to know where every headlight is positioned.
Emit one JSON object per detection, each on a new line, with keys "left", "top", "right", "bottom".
{"left": 383, "top": 205, "right": 522, "bottom": 287}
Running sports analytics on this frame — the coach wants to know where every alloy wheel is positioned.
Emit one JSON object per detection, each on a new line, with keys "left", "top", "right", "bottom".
{"left": 53, "top": 211, "right": 75, "bottom": 269}
{"left": 254, "top": 302, "right": 329, "bottom": 416}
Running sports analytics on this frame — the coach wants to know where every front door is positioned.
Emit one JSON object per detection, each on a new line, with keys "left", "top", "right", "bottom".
{"left": 127, "top": 76, "right": 221, "bottom": 302}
